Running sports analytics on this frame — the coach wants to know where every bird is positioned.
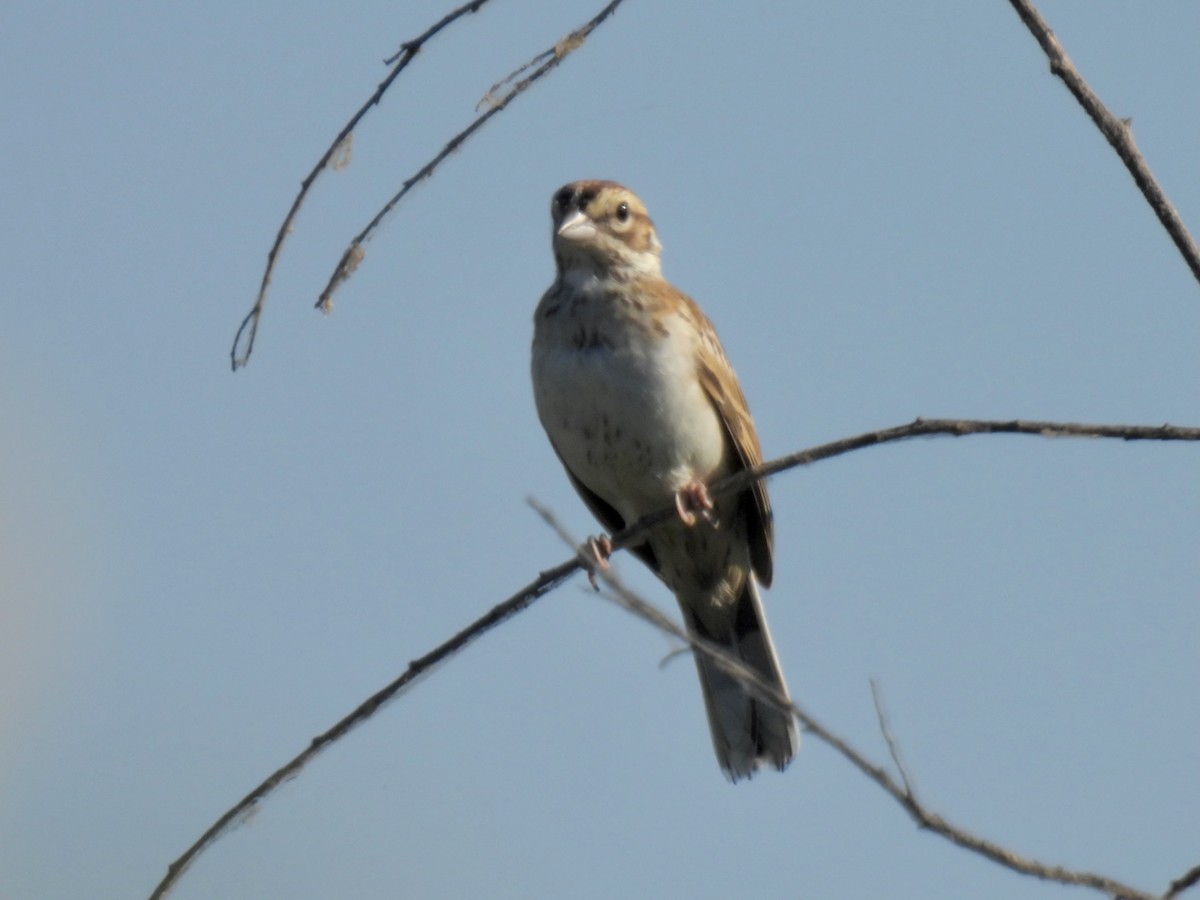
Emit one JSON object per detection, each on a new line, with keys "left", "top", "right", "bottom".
{"left": 531, "top": 179, "right": 799, "bottom": 780}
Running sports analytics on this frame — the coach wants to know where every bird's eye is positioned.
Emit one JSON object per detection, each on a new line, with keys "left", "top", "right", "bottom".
{"left": 554, "top": 188, "right": 573, "bottom": 210}
{"left": 615, "top": 202, "right": 630, "bottom": 223}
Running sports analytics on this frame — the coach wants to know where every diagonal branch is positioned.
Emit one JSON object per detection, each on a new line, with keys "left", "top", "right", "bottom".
{"left": 1007, "top": 0, "right": 1200, "bottom": 288}
{"left": 1167, "top": 865, "right": 1200, "bottom": 899}
{"left": 147, "top": 555, "right": 575, "bottom": 899}
{"left": 532, "top": 503, "right": 1160, "bottom": 900}
{"left": 311, "top": 0, "right": 628, "bottom": 314}
{"left": 230, "top": 0, "right": 494, "bottom": 371}
{"left": 148, "top": 417, "right": 1198, "bottom": 898}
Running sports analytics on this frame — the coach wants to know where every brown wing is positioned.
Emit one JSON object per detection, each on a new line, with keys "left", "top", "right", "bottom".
{"left": 689, "top": 300, "right": 775, "bottom": 587}
{"left": 547, "top": 441, "right": 661, "bottom": 576}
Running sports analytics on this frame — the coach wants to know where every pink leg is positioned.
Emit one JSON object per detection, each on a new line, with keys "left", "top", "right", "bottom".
{"left": 674, "top": 480, "right": 715, "bottom": 527}
{"left": 580, "top": 534, "right": 613, "bottom": 590}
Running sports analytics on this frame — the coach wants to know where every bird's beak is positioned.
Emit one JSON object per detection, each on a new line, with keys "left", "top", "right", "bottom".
{"left": 556, "top": 208, "right": 596, "bottom": 240}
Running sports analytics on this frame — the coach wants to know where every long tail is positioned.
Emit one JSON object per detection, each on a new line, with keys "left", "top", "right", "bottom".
{"left": 687, "top": 576, "right": 799, "bottom": 781}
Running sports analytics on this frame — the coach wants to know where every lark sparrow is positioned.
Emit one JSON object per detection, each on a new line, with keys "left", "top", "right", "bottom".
{"left": 531, "top": 180, "right": 798, "bottom": 780}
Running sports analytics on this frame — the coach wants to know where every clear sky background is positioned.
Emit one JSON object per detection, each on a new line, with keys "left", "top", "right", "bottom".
{"left": 2, "top": 2, "right": 1197, "bottom": 898}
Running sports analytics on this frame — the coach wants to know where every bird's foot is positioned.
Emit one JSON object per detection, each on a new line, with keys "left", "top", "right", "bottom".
{"left": 580, "top": 534, "right": 613, "bottom": 590}
{"left": 675, "top": 480, "right": 715, "bottom": 527}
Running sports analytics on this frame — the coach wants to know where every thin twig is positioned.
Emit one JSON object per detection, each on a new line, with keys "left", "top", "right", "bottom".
{"left": 230, "top": 0, "right": 493, "bottom": 371}
{"left": 149, "top": 417, "right": 1196, "bottom": 898}
{"left": 311, "top": 0, "right": 628, "bottom": 313}
{"left": 869, "top": 678, "right": 917, "bottom": 800}
{"left": 533, "top": 502, "right": 1158, "bottom": 900}
{"left": 1007, "top": 0, "right": 1200, "bottom": 289}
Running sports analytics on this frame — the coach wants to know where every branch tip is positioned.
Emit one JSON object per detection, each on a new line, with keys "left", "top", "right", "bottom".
{"left": 1008, "top": 0, "right": 1200, "bottom": 287}
{"left": 229, "top": 0, "right": 506, "bottom": 369}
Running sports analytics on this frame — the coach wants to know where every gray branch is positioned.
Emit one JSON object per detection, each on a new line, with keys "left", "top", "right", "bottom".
{"left": 147, "top": 417, "right": 1198, "bottom": 899}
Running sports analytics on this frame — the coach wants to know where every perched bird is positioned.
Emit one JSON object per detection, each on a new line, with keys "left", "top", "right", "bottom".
{"left": 531, "top": 180, "right": 799, "bottom": 780}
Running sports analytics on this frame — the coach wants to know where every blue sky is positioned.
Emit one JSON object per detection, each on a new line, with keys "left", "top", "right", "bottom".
{"left": 2, "top": 2, "right": 1197, "bottom": 898}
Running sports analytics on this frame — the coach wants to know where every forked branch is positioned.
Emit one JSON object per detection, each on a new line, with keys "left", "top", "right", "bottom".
{"left": 230, "top": 0, "right": 627, "bottom": 370}
{"left": 535, "top": 503, "right": 1174, "bottom": 900}
{"left": 148, "top": 417, "right": 1198, "bottom": 899}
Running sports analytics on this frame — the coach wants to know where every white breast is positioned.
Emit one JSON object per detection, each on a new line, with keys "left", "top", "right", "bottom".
{"left": 532, "top": 291, "right": 727, "bottom": 524}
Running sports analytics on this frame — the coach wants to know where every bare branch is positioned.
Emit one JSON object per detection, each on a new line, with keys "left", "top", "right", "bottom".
{"left": 312, "top": 0, "right": 628, "bottom": 314}
{"left": 1007, "top": 0, "right": 1200, "bottom": 289}
{"left": 533, "top": 502, "right": 1159, "bottom": 900}
{"left": 870, "top": 678, "right": 917, "bottom": 800}
{"left": 1167, "top": 864, "right": 1200, "bottom": 899}
{"left": 149, "top": 417, "right": 1196, "bottom": 898}
{"left": 147, "top": 558, "right": 575, "bottom": 899}
{"left": 526, "top": 496, "right": 798, "bottom": 723}
{"left": 613, "top": 418, "right": 1200, "bottom": 561}
{"left": 229, "top": 0, "right": 494, "bottom": 371}
{"left": 233, "top": 0, "right": 1198, "bottom": 373}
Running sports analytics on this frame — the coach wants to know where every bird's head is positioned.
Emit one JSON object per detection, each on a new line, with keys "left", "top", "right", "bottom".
{"left": 550, "top": 180, "right": 663, "bottom": 279}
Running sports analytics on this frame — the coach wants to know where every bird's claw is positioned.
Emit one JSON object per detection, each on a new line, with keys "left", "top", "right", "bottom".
{"left": 675, "top": 481, "right": 715, "bottom": 527}
{"left": 580, "top": 534, "right": 613, "bottom": 590}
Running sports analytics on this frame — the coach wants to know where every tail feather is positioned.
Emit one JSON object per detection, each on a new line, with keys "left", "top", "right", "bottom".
{"left": 689, "top": 577, "right": 799, "bottom": 781}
